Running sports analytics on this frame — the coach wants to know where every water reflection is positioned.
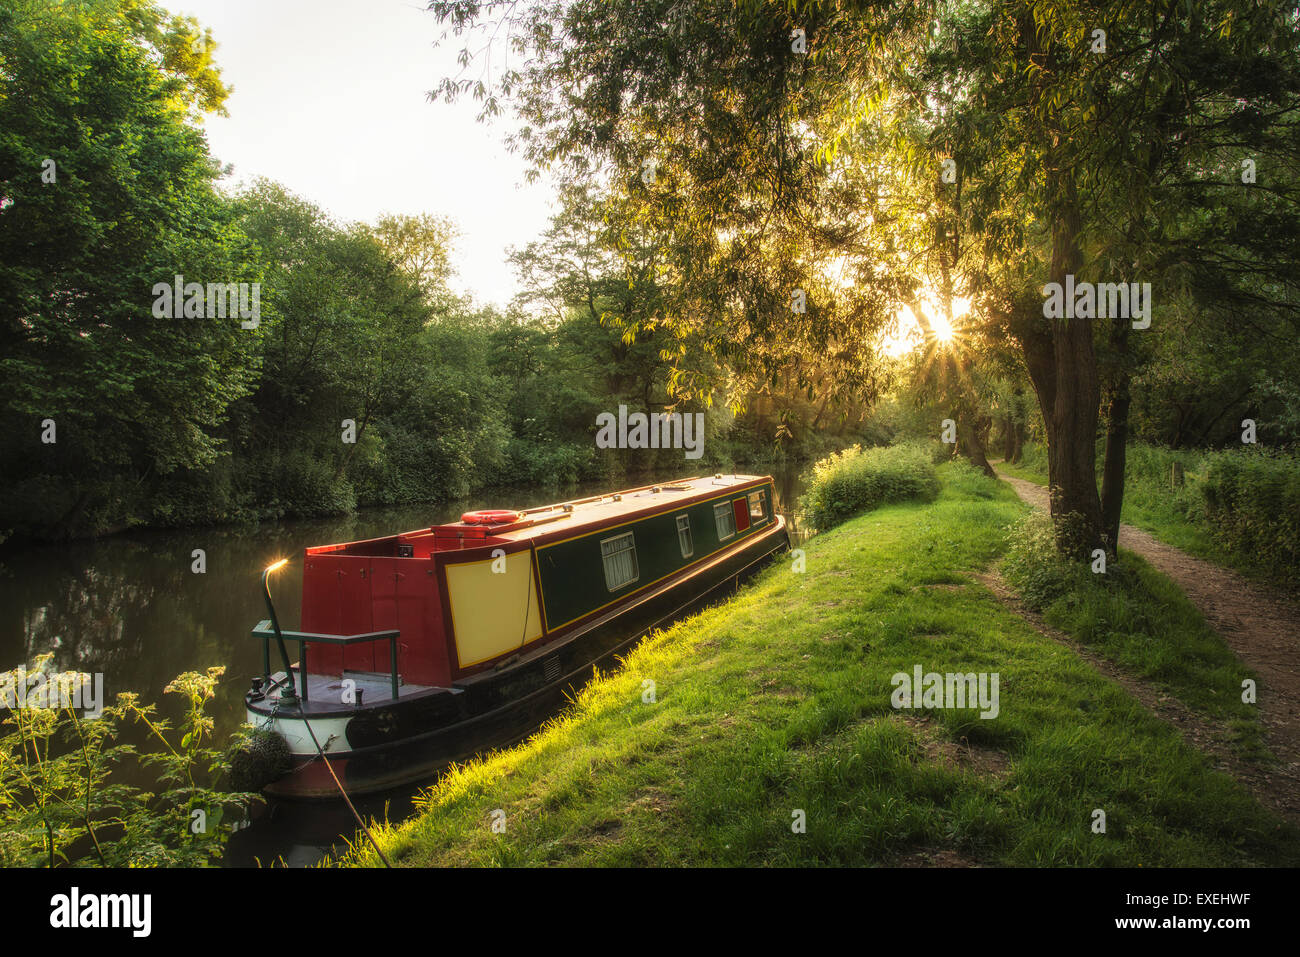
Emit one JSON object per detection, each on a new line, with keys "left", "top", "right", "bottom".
{"left": 0, "top": 465, "right": 807, "bottom": 866}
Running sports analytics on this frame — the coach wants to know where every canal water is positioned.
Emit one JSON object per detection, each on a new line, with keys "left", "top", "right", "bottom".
{"left": 0, "top": 465, "right": 808, "bottom": 866}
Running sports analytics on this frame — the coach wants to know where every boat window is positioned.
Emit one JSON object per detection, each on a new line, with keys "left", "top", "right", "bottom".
{"left": 600, "top": 532, "right": 640, "bottom": 591}
{"left": 713, "top": 501, "right": 736, "bottom": 541}
{"left": 748, "top": 490, "right": 768, "bottom": 522}
{"left": 676, "top": 514, "right": 693, "bottom": 558}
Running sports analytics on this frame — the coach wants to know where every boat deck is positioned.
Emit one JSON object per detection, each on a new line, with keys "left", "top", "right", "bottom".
{"left": 260, "top": 669, "right": 448, "bottom": 713}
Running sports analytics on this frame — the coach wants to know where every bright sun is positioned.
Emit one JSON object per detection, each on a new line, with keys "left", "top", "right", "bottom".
{"left": 881, "top": 297, "right": 969, "bottom": 356}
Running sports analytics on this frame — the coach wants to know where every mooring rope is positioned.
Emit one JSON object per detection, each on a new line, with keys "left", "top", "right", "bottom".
{"left": 296, "top": 707, "right": 393, "bottom": 868}
{"left": 269, "top": 688, "right": 393, "bottom": 869}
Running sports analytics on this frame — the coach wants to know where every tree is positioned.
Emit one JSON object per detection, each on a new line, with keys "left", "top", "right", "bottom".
{"left": 371, "top": 212, "right": 459, "bottom": 306}
{"left": 427, "top": 0, "right": 1300, "bottom": 559}
{"left": 933, "top": 1, "right": 1300, "bottom": 554}
{"left": 0, "top": 0, "right": 256, "bottom": 537}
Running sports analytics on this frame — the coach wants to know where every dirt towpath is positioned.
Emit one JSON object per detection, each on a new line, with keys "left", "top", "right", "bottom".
{"left": 993, "top": 467, "right": 1300, "bottom": 826}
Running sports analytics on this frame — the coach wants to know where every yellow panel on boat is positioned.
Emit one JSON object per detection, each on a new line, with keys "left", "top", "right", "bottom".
{"left": 445, "top": 550, "right": 543, "bottom": 667}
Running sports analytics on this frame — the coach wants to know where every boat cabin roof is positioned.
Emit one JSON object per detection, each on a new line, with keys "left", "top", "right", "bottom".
{"left": 306, "top": 474, "right": 772, "bottom": 557}
{"left": 459, "top": 473, "right": 769, "bottom": 540}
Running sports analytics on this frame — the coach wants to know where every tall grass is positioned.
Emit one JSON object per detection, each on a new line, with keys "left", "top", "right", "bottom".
{"left": 800, "top": 442, "right": 940, "bottom": 531}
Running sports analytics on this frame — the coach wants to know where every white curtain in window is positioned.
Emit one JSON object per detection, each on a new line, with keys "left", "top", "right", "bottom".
{"left": 714, "top": 502, "right": 735, "bottom": 539}
{"left": 602, "top": 534, "right": 638, "bottom": 589}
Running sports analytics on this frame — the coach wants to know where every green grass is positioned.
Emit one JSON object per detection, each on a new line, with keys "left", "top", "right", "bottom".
{"left": 993, "top": 460, "right": 1042, "bottom": 481}
{"left": 339, "top": 463, "right": 1297, "bottom": 868}
{"left": 1001, "top": 509, "right": 1265, "bottom": 760}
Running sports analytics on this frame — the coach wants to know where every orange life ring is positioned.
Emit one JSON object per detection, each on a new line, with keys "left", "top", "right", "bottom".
{"left": 460, "top": 509, "right": 524, "bottom": 526}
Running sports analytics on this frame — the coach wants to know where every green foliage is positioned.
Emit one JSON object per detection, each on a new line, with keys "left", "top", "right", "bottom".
{"left": 799, "top": 442, "right": 940, "bottom": 531}
{"left": 0, "top": 658, "right": 255, "bottom": 867}
{"left": 1015, "top": 442, "right": 1050, "bottom": 478}
{"left": 503, "top": 438, "right": 595, "bottom": 487}
{"left": 0, "top": 0, "right": 260, "bottom": 538}
{"left": 928, "top": 440, "right": 953, "bottom": 465}
{"left": 1201, "top": 448, "right": 1300, "bottom": 592}
{"left": 1121, "top": 443, "right": 1207, "bottom": 527}
{"left": 259, "top": 449, "right": 358, "bottom": 518}
{"left": 1011, "top": 441, "right": 1300, "bottom": 595}
{"left": 1002, "top": 510, "right": 1091, "bottom": 611}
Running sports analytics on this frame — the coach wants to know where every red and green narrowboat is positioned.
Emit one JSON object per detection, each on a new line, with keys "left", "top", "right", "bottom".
{"left": 244, "top": 473, "right": 788, "bottom": 799}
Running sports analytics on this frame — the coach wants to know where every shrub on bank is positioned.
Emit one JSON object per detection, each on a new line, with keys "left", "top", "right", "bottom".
{"left": 1001, "top": 509, "right": 1089, "bottom": 609}
{"left": 1120, "top": 443, "right": 1206, "bottom": 525}
{"left": 1201, "top": 447, "right": 1300, "bottom": 590}
{"left": 799, "top": 442, "right": 940, "bottom": 531}
{"left": 1015, "top": 441, "right": 1050, "bottom": 476}
{"left": 504, "top": 437, "right": 597, "bottom": 486}
{"left": 262, "top": 449, "right": 358, "bottom": 518}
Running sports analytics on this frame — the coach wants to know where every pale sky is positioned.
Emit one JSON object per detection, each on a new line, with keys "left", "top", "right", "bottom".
{"left": 172, "top": 0, "right": 556, "bottom": 308}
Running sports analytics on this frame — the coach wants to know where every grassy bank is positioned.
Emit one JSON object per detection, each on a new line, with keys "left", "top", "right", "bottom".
{"left": 1001, "top": 510, "right": 1265, "bottom": 759}
{"left": 341, "top": 464, "right": 1297, "bottom": 867}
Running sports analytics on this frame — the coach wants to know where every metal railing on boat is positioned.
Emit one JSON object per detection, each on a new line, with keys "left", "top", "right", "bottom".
{"left": 250, "top": 620, "right": 401, "bottom": 702}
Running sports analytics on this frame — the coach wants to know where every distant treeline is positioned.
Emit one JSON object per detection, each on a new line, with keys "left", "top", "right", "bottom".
{"left": 0, "top": 168, "right": 873, "bottom": 541}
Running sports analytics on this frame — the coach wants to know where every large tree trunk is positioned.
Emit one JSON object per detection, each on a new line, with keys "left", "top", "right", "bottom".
{"left": 1017, "top": 11, "right": 1105, "bottom": 560}
{"left": 1049, "top": 309, "right": 1104, "bottom": 558}
{"left": 1018, "top": 192, "right": 1104, "bottom": 558}
{"left": 1099, "top": 319, "right": 1132, "bottom": 555}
